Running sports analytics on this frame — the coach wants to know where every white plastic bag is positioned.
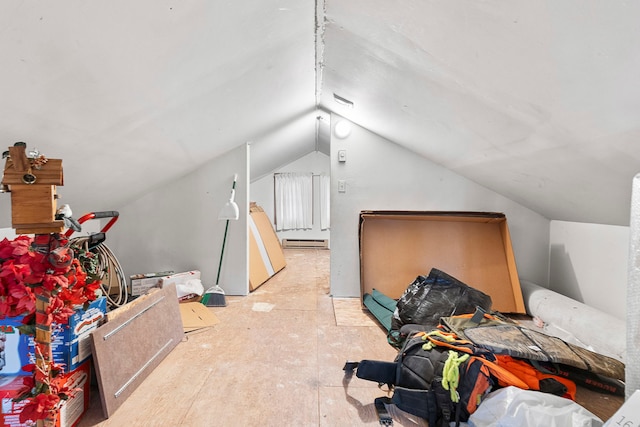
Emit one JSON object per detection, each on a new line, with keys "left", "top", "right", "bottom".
{"left": 175, "top": 278, "right": 205, "bottom": 299}
{"left": 467, "top": 387, "right": 603, "bottom": 427}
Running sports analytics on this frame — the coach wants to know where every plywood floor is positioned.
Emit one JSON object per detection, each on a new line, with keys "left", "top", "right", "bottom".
{"left": 77, "top": 249, "right": 623, "bottom": 426}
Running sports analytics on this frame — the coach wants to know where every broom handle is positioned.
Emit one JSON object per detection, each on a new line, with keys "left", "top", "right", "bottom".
{"left": 216, "top": 219, "right": 230, "bottom": 286}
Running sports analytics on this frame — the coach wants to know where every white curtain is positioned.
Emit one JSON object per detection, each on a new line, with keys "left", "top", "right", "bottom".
{"left": 274, "top": 172, "right": 313, "bottom": 231}
{"left": 320, "top": 174, "right": 330, "bottom": 230}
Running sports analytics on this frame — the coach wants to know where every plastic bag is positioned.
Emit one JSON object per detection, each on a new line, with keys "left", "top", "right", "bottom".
{"left": 390, "top": 268, "right": 492, "bottom": 347}
{"left": 175, "top": 278, "right": 204, "bottom": 299}
{"left": 467, "top": 386, "right": 603, "bottom": 427}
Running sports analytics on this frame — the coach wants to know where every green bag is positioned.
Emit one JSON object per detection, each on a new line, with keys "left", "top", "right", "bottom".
{"left": 362, "top": 288, "right": 397, "bottom": 332}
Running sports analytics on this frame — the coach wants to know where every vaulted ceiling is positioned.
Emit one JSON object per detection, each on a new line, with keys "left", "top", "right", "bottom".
{"left": 1, "top": 1, "right": 639, "bottom": 226}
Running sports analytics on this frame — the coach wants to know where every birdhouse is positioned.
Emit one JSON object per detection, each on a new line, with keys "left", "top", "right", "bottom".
{"left": 1, "top": 143, "right": 65, "bottom": 234}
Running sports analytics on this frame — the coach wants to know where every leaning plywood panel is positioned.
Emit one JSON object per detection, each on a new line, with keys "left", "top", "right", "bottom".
{"left": 250, "top": 205, "right": 286, "bottom": 273}
{"left": 248, "top": 203, "right": 287, "bottom": 291}
{"left": 359, "top": 211, "right": 525, "bottom": 314}
{"left": 249, "top": 221, "right": 271, "bottom": 291}
{"left": 91, "top": 284, "right": 184, "bottom": 418}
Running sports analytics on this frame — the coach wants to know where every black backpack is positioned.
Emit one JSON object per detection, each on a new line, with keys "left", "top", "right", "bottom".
{"left": 344, "top": 329, "right": 503, "bottom": 427}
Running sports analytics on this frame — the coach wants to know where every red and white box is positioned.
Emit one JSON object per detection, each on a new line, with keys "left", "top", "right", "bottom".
{"left": 0, "top": 359, "right": 91, "bottom": 427}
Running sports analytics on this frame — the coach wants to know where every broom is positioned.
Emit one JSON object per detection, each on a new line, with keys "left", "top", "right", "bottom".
{"left": 202, "top": 174, "right": 239, "bottom": 307}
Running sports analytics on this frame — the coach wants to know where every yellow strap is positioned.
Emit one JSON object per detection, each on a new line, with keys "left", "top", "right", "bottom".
{"left": 421, "top": 330, "right": 453, "bottom": 350}
{"left": 420, "top": 329, "right": 455, "bottom": 342}
{"left": 441, "top": 351, "right": 469, "bottom": 402}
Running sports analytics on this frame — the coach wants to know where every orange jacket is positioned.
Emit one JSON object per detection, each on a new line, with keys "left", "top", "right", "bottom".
{"left": 494, "top": 354, "right": 576, "bottom": 400}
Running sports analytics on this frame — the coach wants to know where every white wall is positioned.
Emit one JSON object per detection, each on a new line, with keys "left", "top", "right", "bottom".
{"left": 0, "top": 227, "right": 16, "bottom": 240}
{"left": 627, "top": 173, "right": 640, "bottom": 397}
{"left": 329, "top": 114, "right": 551, "bottom": 298}
{"left": 549, "top": 220, "right": 629, "bottom": 320}
{"left": 107, "top": 143, "right": 250, "bottom": 296}
{"left": 0, "top": 199, "right": 10, "bottom": 229}
{"left": 251, "top": 151, "right": 330, "bottom": 243}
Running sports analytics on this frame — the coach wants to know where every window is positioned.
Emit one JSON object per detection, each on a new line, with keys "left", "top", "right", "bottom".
{"left": 274, "top": 173, "right": 313, "bottom": 231}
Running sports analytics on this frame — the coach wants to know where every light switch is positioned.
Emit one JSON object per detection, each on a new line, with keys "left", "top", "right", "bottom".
{"left": 338, "top": 150, "right": 347, "bottom": 162}
{"left": 338, "top": 180, "right": 346, "bottom": 193}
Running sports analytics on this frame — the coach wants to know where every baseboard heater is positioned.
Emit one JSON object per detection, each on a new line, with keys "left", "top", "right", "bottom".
{"left": 281, "top": 239, "right": 329, "bottom": 249}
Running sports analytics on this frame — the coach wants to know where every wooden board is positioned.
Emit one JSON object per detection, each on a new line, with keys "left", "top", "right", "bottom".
{"left": 179, "top": 302, "right": 220, "bottom": 333}
{"left": 250, "top": 207, "right": 286, "bottom": 272}
{"left": 91, "top": 284, "right": 184, "bottom": 418}
{"left": 248, "top": 204, "right": 287, "bottom": 291}
{"left": 249, "top": 223, "right": 271, "bottom": 291}
{"left": 359, "top": 211, "right": 525, "bottom": 314}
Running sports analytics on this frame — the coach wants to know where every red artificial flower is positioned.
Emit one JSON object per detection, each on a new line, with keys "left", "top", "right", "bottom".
{"left": 22, "top": 269, "right": 46, "bottom": 286}
{"left": 50, "top": 376, "right": 75, "bottom": 398}
{"left": 0, "top": 238, "right": 12, "bottom": 260}
{"left": 17, "top": 372, "right": 36, "bottom": 397}
{"left": 12, "top": 239, "right": 32, "bottom": 257}
{"left": 44, "top": 296, "right": 76, "bottom": 325}
{"left": 19, "top": 393, "right": 60, "bottom": 423}
{"left": 83, "top": 279, "right": 101, "bottom": 300}
{"left": 0, "top": 236, "right": 32, "bottom": 260}
{"left": 32, "top": 365, "right": 50, "bottom": 385}
{"left": 20, "top": 312, "right": 35, "bottom": 325}
{"left": 48, "top": 361, "right": 67, "bottom": 379}
{"left": 8, "top": 283, "right": 35, "bottom": 316}
{"left": 0, "top": 260, "right": 30, "bottom": 284}
{"left": 21, "top": 374, "right": 35, "bottom": 389}
{"left": 13, "top": 373, "right": 36, "bottom": 402}
{"left": 2, "top": 234, "right": 102, "bottom": 423}
{"left": 0, "top": 282, "right": 35, "bottom": 318}
{"left": 41, "top": 274, "right": 70, "bottom": 292}
{"left": 57, "top": 287, "right": 84, "bottom": 307}
{"left": 21, "top": 363, "right": 36, "bottom": 373}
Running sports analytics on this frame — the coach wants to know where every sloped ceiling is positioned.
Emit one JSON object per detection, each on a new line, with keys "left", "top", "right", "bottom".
{"left": 0, "top": 1, "right": 318, "bottom": 220}
{"left": 1, "top": 1, "right": 639, "bottom": 227}
{"left": 319, "top": 1, "right": 640, "bottom": 226}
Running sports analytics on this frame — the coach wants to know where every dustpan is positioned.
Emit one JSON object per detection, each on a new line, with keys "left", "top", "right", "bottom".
{"left": 202, "top": 174, "right": 239, "bottom": 307}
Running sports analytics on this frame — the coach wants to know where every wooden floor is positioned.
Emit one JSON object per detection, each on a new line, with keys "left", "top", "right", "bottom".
{"left": 77, "top": 249, "right": 623, "bottom": 426}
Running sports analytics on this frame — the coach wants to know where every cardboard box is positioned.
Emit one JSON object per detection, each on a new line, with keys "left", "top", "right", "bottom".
{"left": 129, "top": 271, "right": 174, "bottom": 296}
{"left": 0, "top": 322, "right": 31, "bottom": 376}
{"left": 54, "top": 359, "right": 91, "bottom": 427}
{"left": 161, "top": 271, "right": 202, "bottom": 300}
{"left": 43, "top": 297, "right": 107, "bottom": 371}
{"left": 0, "top": 297, "right": 106, "bottom": 375}
{"left": 130, "top": 270, "right": 201, "bottom": 298}
{"left": 249, "top": 204, "right": 286, "bottom": 291}
{"left": 359, "top": 211, "right": 525, "bottom": 314}
{"left": 0, "top": 359, "right": 91, "bottom": 427}
{"left": 0, "top": 376, "right": 32, "bottom": 427}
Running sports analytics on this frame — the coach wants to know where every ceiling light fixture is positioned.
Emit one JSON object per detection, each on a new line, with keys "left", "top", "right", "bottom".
{"left": 333, "top": 93, "right": 354, "bottom": 108}
{"left": 334, "top": 120, "right": 352, "bottom": 139}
